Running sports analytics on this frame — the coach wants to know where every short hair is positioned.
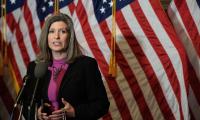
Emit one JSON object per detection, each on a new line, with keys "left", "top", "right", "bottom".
{"left": 36, "top": 13, "right": 82, "bottom": 63}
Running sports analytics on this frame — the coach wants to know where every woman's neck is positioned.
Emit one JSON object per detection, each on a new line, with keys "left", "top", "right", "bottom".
{"left": 52, "top": 52, "right": 67, "bottom": 60}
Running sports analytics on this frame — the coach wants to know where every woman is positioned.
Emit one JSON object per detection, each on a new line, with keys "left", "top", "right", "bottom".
{"left": 23, "top": 13, "right": 110, "bottom": 120}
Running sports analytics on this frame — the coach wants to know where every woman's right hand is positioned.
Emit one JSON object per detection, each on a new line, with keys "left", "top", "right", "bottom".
{"left": 37, "top": 105, "right": 49, "bottom": 120}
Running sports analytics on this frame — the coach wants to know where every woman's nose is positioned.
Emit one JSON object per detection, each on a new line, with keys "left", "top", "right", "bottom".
{"left": 54, "top": 31, "right": 60, "bottom": 38}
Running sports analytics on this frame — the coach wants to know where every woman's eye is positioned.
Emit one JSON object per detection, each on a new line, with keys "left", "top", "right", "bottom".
{"left": 48, "top": 30, "right": 55, "bottom": 33}
{"left": 60, "top": 29, "right": 67, "bottom": 33}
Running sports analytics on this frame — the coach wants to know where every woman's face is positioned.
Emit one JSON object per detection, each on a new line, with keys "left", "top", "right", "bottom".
{"left": 48, "top": 21, "right": 69, "bottom": 53}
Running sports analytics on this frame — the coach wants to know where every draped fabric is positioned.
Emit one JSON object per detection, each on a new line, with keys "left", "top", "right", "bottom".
{"left": 168, "top": 0, "right": 200, "bottom": 119}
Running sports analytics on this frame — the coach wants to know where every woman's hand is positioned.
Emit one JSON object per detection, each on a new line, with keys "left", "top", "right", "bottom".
{"left": 37, "top": 105, "right": 49, "bottom": 120}
{"left": 49, "top": 98, "right": 75, "bottom": 120}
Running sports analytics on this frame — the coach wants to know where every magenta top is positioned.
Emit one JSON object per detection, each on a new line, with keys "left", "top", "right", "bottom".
{"left": 48, "top": 59, "right": 68, "bottom": 110}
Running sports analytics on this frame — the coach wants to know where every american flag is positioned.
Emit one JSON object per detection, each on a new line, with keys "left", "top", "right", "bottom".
{"left": 168, "top": 0, "right": 200, "bottom": 119}
{"left": 0, "top": 0, "right": 199, "bottom": 119}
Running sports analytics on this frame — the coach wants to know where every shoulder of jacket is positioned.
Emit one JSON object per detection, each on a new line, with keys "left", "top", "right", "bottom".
{"left": 75, "top": 55, "right": 96, "bottom": 62}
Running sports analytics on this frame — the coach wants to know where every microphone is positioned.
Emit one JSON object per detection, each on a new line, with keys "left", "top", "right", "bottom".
{"left": 34, "top": 62, "right": 49, "bottom": 78}
{"left": 14, "top": 75, "right": 29, "bottom": 108}
{"left": 29, "top": 62, "right": 49, "bottom": 108}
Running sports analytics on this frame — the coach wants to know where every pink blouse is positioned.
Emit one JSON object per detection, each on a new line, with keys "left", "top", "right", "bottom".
{"left": 47, "top": 59, "right": 68, "bottom": 110}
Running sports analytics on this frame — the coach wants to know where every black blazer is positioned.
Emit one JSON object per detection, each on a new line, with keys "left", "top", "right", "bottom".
{"left": 22, "top": 56, "right": 110, "bottom": 120}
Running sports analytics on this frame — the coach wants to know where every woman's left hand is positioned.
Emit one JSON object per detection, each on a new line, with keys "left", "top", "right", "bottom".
{"left": 48, "top": 98, "right": 75, "bottom": 120}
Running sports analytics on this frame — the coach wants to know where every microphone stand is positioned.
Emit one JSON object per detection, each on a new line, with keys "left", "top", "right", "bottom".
{"left": 10, "top": 75, "right": 29, "bottom": 120}
{"left": 18, "top": 102, "right": 24, "bottom": 120}
{"left": 28, "top": 77, "right": 40, "bottom": 120}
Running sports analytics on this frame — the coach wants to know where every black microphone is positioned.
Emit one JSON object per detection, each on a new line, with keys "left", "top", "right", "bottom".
{"left": 29, "top": 62, "right": 49, "bottom": 108}
{"left": 14, "top": 75, "right": 29, "bottom": 108}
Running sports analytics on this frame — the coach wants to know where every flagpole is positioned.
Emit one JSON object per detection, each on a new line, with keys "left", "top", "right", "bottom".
{"left": 109, "top": 0, "right": 117, "bottom": 77}
{"left": 2, "top": 0, "right": 7, "bottom": 65}
{"left": 0, "top": 0, "right": 7, "bottom": 76}
{"left": 54, "top": 0, "right": 59, "bottom": 14}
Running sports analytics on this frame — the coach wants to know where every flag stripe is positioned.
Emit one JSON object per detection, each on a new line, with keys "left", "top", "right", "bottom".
{"left": 174, "top": 0, "right": 200, "bottom": 57}
{"left": 75, "top": 1, "right": 132, "bottom": 119}
{"left": 188, "top": 64, "right": 200, "bottom": 104}
{"left": 23, "top": 1, "right": 40, "bottom": 55}
{"left": 101, "top": 19, "right": 153, "bottom": 119}
{"left": 7, "top": 13, "right": 30, "bottom": 66}
{"left": 186, "top": 0, "right": 200, "bottom": 33}
{"left": 168, "top": 1, "right": 200, "bottom": 82}
{"left": 141, "top": 0, "right": 191, "bottom": 119}
{"left": 8, "top": 27, "right": 27, "bottom": 79}
{"left": 121, "top": 2, "right": 176, "bottom": 119}
{"left": 27, "top": 0, "right": 41, "bottom": 43}
{"left": 168, "top": 0, "right": 200, "bottom": 119}
{"left": 188, "top": 87, "right": 200, "bottom": 120}
{"left": 130, "top": 1, "right": 181, "bottom": 119}
{"left": 115, "top": 10, "right": 157, "bottom": 120}
{"left": 148, "top": 1, "right": 190, "bottom": 119}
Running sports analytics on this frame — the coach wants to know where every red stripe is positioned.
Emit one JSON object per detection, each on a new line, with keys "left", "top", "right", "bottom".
{"left": 7, "top": 45, "right": 23, "bottom": 86}
{"left": 76, "top": 1, "right": 132, "bottom": 119}
{"left": 100, "top": 16, "right": 154, "bottom": 120}
{"left": 130, "top": 1, "right": 178, "bottom": 119}
{"left": 174, "top": 0, "right": 200, "bottom": 57}
{"left": 68, "top": 2, "right": 76, "bottom": 14}
{"left": 116, "top": 2, "right": 176, "bottom": 119}
{"left": 23, "top": 1, "right": 40, "bottom": 54}
{"left": 6, "top": 13, "right": 30, "bottom": 67}
{"left": 155, "top": 0, "right": 189, "bottom": 94}
{"left": 102, "top": 112, "right": 112, "bottom": 120}
{"left": 150, "top": 0, "right": 188, "bottom": 119}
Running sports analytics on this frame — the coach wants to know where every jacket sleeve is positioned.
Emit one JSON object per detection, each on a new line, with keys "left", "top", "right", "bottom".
{"left": 74, "top": 58, "right": 110, "bottom": 119}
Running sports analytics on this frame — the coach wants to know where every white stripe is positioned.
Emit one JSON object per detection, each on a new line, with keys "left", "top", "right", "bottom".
{"left": 140, "top": 1, "right": 189, "bottom": 119}
{"left": 19, "top": 14, "right": 36, "bottom": 61}
{"left": 120, "top": 5, "right": 165, "bottom": 120}
{"left": 186, "top": 0, "right": 200, "bottom": 34}
{"left": 27, "top": 0, "right": 41, "bottom": 44}
{"left": 81, "top": 1, "right": 111, "bottom": 64}
{"left": 12, "top": 9, "right": 22, "bottom": 24}
{"left": 8, "top": 25, "right": 27, "bottom": 78}
{"left": 126, "top": 1, "right": 180, "bottom": 119}
{"left": 188, "top": 86, "right": 200, "bottom": 120}
{"left": 102, "top": 80, "right": 120, "bottom": 120}
{"left": 60, "top": 6, "right": 72, "bottom": 16}
{"left": 168, "top": 1, "right": 200, "bottom": 81}
{"left": 73, "top": 13, "right": 94, "bottom": 57}
{"left": 0, "top": 98, "right": 10, "bottom": 120}
{"left": 116, "top": 66, "right": 143, "bottom": 120}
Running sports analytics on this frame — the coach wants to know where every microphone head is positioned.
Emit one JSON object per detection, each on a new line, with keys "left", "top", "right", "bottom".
{"left": 34, "top": 62, "right": 49, "bottom": 78}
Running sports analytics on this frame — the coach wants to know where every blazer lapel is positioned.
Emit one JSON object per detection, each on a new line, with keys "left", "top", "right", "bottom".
{"left": 57, "top": 63, "right": 73, "bottom": 98}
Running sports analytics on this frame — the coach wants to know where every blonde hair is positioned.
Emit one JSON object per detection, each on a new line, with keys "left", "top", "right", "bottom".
{"left": 36, "top": 13, "right": 82, "bottom": 63}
